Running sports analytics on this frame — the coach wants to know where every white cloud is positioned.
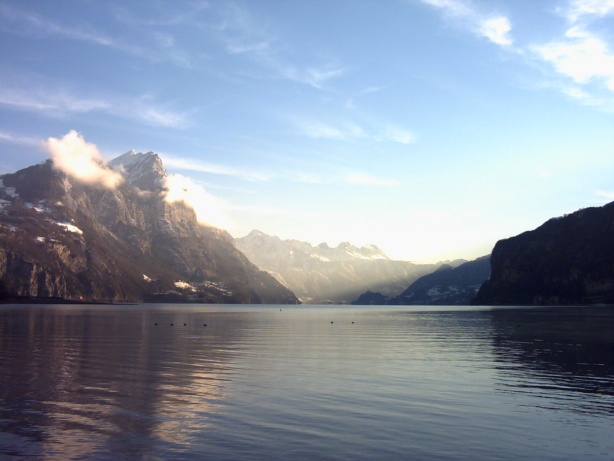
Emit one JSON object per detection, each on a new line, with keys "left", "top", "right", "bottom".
{"left": 421, "top": 0, "right": 513, "bottom": 47}
{"left": 479, "top": 16, "right": 513, "bottom": 47}
{"left": 533, "top": 27, "right": 614, "bottom": 91}
{"left": 421, "top": 0, "right": 471, "bottom": 17}
{"left": 565, "top": 0, "right": 614, "bottom": 22}
{"left": 163, "top": 173, "right": 230, "bottom": 228}
{"left": 41, "top": 130, "right": 123, "bottom": 189}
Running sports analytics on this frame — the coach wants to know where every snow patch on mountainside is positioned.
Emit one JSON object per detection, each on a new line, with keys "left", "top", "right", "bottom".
{"left": 4, "top": 187, "right": 18, "bottom": 198}
{"left": 46, "top": 219, "right": 84, "bottom": 235}
{"left": 174, "top": 280, "right": 195, "bottom": 291}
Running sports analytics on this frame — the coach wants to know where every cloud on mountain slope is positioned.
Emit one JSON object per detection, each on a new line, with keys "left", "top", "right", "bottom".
{"left": 41, "top": 130, "right": 123, "bottom": 189}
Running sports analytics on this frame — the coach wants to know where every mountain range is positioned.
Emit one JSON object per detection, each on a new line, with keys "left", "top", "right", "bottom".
{"left": 235, "top": 230, "right": 454, "bottom": 303}
{"left": 352, "top": 255, "right": 490, "bottom": 305}
{"left": 0, "top": 151, "right": 298, "bottom": 304}
{"left": 2, "top": 147, "right": 613, "bottom": 307}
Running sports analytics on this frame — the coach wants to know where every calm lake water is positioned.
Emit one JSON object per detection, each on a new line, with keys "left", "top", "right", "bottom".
{"left": 0, "top": 304, "right": 613, "bottom": 460}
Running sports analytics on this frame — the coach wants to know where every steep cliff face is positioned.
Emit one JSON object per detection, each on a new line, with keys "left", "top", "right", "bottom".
{"left": 235, "top": 229, "right": 439, "bottom": 303}
{"left": 473, "top": 202, "right": 614, "bottom": 305}
{"left": 0, "top": 154, "right": 298, "bottom": 304}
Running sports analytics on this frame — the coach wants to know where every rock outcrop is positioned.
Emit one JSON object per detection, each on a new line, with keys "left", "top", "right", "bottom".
{"left": 0, "top": 153, "right": 298, "bottom": 304}
{"left": 473, "top": 202, "right": 614, "bottom": 305}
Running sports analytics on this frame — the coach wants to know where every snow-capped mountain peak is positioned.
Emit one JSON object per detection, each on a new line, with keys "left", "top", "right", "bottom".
{"left": 109, "top": 150, "right": 167, "bottom": 190}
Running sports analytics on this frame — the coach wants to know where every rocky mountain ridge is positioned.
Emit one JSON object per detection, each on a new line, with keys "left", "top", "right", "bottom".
{"left": 0, "top": 152, "right": 298, "bottom": 304}
{"left": 473, "top": 201, "right": 614, "bottom": 305}
{"left": 352, "top": 255, "right": 490, "bottom": 305}
{"left": 235, "top": 230, "right": 454, "bottom": 303}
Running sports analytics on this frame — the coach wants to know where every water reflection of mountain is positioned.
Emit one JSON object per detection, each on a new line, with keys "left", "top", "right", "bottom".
{"left": 0, "top": 306, "right": 243, "bottom": 459}
{"left": 487, "top": 307, "right": 614, "bottom": 414}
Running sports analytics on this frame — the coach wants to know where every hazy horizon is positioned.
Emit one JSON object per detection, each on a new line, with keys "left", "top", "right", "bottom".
{"left": 1, "top": 0, "right": 613, "bottom": 263}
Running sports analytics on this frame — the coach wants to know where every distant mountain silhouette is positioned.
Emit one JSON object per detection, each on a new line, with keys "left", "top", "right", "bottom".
{"left": 235, "top": 230, "right": 447, "bottom": 303}
{"left": 352, "top": 256, "right": 490, "bottom": 305}
{"left": 0, "top": 152, "right": 298, "bottom": 304}
{"left": 473, "top": 201, "right": 614, "bottom": 305}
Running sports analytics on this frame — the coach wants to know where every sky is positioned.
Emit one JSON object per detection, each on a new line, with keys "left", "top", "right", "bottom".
{"left": 1, "top": 0, "right": 614, "bottom": 263}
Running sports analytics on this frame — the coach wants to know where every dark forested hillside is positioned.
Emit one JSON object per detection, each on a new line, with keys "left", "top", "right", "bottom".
{"left": 473, "top": 202, "right": 614, "bottom": 305}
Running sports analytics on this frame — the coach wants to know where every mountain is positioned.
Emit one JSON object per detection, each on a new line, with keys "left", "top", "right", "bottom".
{"left": 235, "top": 230, "right": 441, "bottom": 303}
{"left": 473, "top": 201, "right": 614, "bottom": 305}
{"left": 394, "top": 255, "right": 490, "bottom": 305}
{"left": 0, "top": 152, "right": 298, "bottom": 304}
{"left": 352, "top": 256, "right": 490, "bottom": 305}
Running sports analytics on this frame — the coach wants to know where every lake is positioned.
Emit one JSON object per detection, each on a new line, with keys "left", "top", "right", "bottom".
{"left": 0, "top": 304, "right": 613, "bottom": 460}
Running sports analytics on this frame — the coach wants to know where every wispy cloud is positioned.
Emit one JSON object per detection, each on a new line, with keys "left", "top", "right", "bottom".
{"left": 421, "top": 0, "right": 513, "bottom": 47}
{"left": 0, "top": 3, "right": 192, "bottom": 68}
{"left": 132, "top": 95, "right": 190, "bottom": 128}
{"left": 292, "top": 118, "right": 416, "bottom": 145}
{"left": 564, "top": 0, "right": 614, "bottom": 22}
{"left": 596, "top": 190, "right": 614, "bottom": 201}
{"left": 161, "top": 154, "right": 272, "bottom": 182}
{"left": 0, "top": 3, "right": 114, "bottom": 45}
{"left": 280, "top": 64, "right": 348, "bottom": 89}
{"left": 0, "top": 83, "right": 188, "bottom": 128}
{"left": 0, "top": 88, "right": 110, "bottom": 114}
{"left": 0, "top": 130, "right": 47, "bottom": 146}
{"left": 208, "top": 3, "right": 347, "bottom": 89}
{"left": 346, "top": 85, "right": 388, "bottom": 109}
{"left": 113, "top": 2, "right": 211, "bottom": 28}
{"left": 378, "top": 126, "right": 417, "bottom": 145}
{"left": 294, "top": 119, "right": 365, "bottom": 141}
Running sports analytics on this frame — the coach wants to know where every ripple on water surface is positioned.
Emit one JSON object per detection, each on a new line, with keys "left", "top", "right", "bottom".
{"left": 0, "top": 304, "right": 613, "bottom": 460}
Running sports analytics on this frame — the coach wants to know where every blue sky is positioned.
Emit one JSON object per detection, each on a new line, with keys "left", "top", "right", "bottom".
{"left": 1, "top": 0, "right": 614, "bottom": 262}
